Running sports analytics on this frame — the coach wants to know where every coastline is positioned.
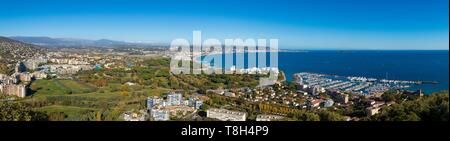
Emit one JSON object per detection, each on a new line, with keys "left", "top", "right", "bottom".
{"left": 194, "top": 50, "right": 448, "bottom": 94}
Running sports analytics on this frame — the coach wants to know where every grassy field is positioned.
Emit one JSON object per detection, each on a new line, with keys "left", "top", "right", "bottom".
{"left": 31, "top": 79, "right": 71, "bottom": 96}
{"left": 36, "top": 105, "right": 98, "bottom": 121}
{"left": 57, "top": 79, "right": 96, "bottom": 94}
{"left": 26, "top": 58, "right": 177, "bottom": 121}
{"left": 37, "top": 105, "right": 97, "bottom": 113}
{"left": 31, "top": 79, "right": 96, "bottom": 96}
{"left": 27, "top": 79, "right": 173, "bottom": 120}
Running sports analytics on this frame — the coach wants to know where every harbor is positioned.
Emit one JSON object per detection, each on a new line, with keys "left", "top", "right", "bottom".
{"left": 294, "top": 72, "right": 437, "bottom": 95}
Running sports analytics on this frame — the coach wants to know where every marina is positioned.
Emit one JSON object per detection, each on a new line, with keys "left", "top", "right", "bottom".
{"left": 294, "top": 72, "right": 436, "bottom": 95}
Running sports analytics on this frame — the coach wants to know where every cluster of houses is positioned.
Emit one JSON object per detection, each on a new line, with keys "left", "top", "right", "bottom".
{"left": 146, "top": 92, "right": 204, "bottom": 121}
{"left": 0, "top": 59, "right": 49, "bottom": 98}
{"left": 122, "top": 110, "right": 148, "bottom": 121}
{"left": 40, "top": 64, "right": 93, "bottom": 76}
{"left": 205, "top": 108, "right": 285, "bottom": 121}
{"left": 1, "top": 54, "right": 99, "bottom": 98}
{"left": 119, "top": 91, "right": 288, "bottom": 121}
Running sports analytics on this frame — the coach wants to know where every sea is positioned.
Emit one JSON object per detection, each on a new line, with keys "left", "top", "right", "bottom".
{"left": 199, "top": 50, "right": 449, "bottom": 94}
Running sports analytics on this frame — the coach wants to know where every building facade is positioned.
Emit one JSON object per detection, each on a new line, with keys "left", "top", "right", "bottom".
{"left": 151, "top": 109, "right": 170, "bottom": 121}
{"left": 0, "top": 84, "right": 26, "bottom": 98}
{"left": 256, "top": 114, "right": 284, "bottom": 121}
{"left": 167, "top": 93, "right": 182, "bottom": 106}
{"left": 207, "top": 108, "right": 247, "bottom": 121}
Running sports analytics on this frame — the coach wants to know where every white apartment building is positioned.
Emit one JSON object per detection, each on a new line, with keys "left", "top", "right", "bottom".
{"left": 207, "top": 108, "right": 247, "bottom": 121}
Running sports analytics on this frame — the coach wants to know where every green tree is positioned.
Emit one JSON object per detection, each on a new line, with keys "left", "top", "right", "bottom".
{"left": 368, "top": 92, "right": 449, "bottom": 121}
{"left": 0, "top": 102, "right": 48, "bottom": 121}
{"left": 318, "top": 110, "right": 347, "bottom": 121}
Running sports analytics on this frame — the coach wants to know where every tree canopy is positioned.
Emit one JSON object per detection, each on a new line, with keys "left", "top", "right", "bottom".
{"left": 367, "top": 91, "right": 449, "bottom": 121}
{"left": 0, "top": 102, "right": 48, "bottom": 121}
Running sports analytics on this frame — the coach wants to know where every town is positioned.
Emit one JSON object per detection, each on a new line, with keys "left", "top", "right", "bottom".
{"left": 0, "top": 36, "right": 446, "bottom": 121}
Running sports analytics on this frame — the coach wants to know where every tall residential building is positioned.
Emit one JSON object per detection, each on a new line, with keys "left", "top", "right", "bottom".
{"left": 188, "top": 97, "right": 195, "bottom": 107}
{"left": 0, "top": 84, "right": 26, "bottom": 98}
{"left": 147, "top": 97, "right": 154, "bottom": 110}
{"left": 167, "top": 93, "right": 182, "bottom": 106}
{"left": 151, "top": 109, "right": 170, "bottom": 121}
{"left": 188, "top": 97, "right": 203, "bottom": 109}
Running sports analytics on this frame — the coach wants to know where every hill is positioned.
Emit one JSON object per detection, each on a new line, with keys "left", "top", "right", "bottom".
{"left": 10, "top": 36, "right": 168, "bottom": 48}
{"left": 10, "top": 36, "right": 127, "bottom": 47}
{"left": 0, "top": 36, "right": 45, "bottom": 74}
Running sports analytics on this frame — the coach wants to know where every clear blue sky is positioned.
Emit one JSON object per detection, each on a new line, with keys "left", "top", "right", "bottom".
{"left": 0, "top": 0, "right": 448, "bottom": 49}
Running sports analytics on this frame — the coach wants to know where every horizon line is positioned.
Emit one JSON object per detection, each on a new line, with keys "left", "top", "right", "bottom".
{"left": 2, "top": 35, "right": 449, "bottom": 51}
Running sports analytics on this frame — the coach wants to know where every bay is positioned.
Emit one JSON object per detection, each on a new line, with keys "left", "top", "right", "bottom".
{"left": 200, "top": 50, "right": 449, "bottom": 94}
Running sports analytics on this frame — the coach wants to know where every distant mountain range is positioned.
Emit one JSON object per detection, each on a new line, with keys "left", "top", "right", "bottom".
{"left": 9, "top": 36, "right": 167, "bottom": 48}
